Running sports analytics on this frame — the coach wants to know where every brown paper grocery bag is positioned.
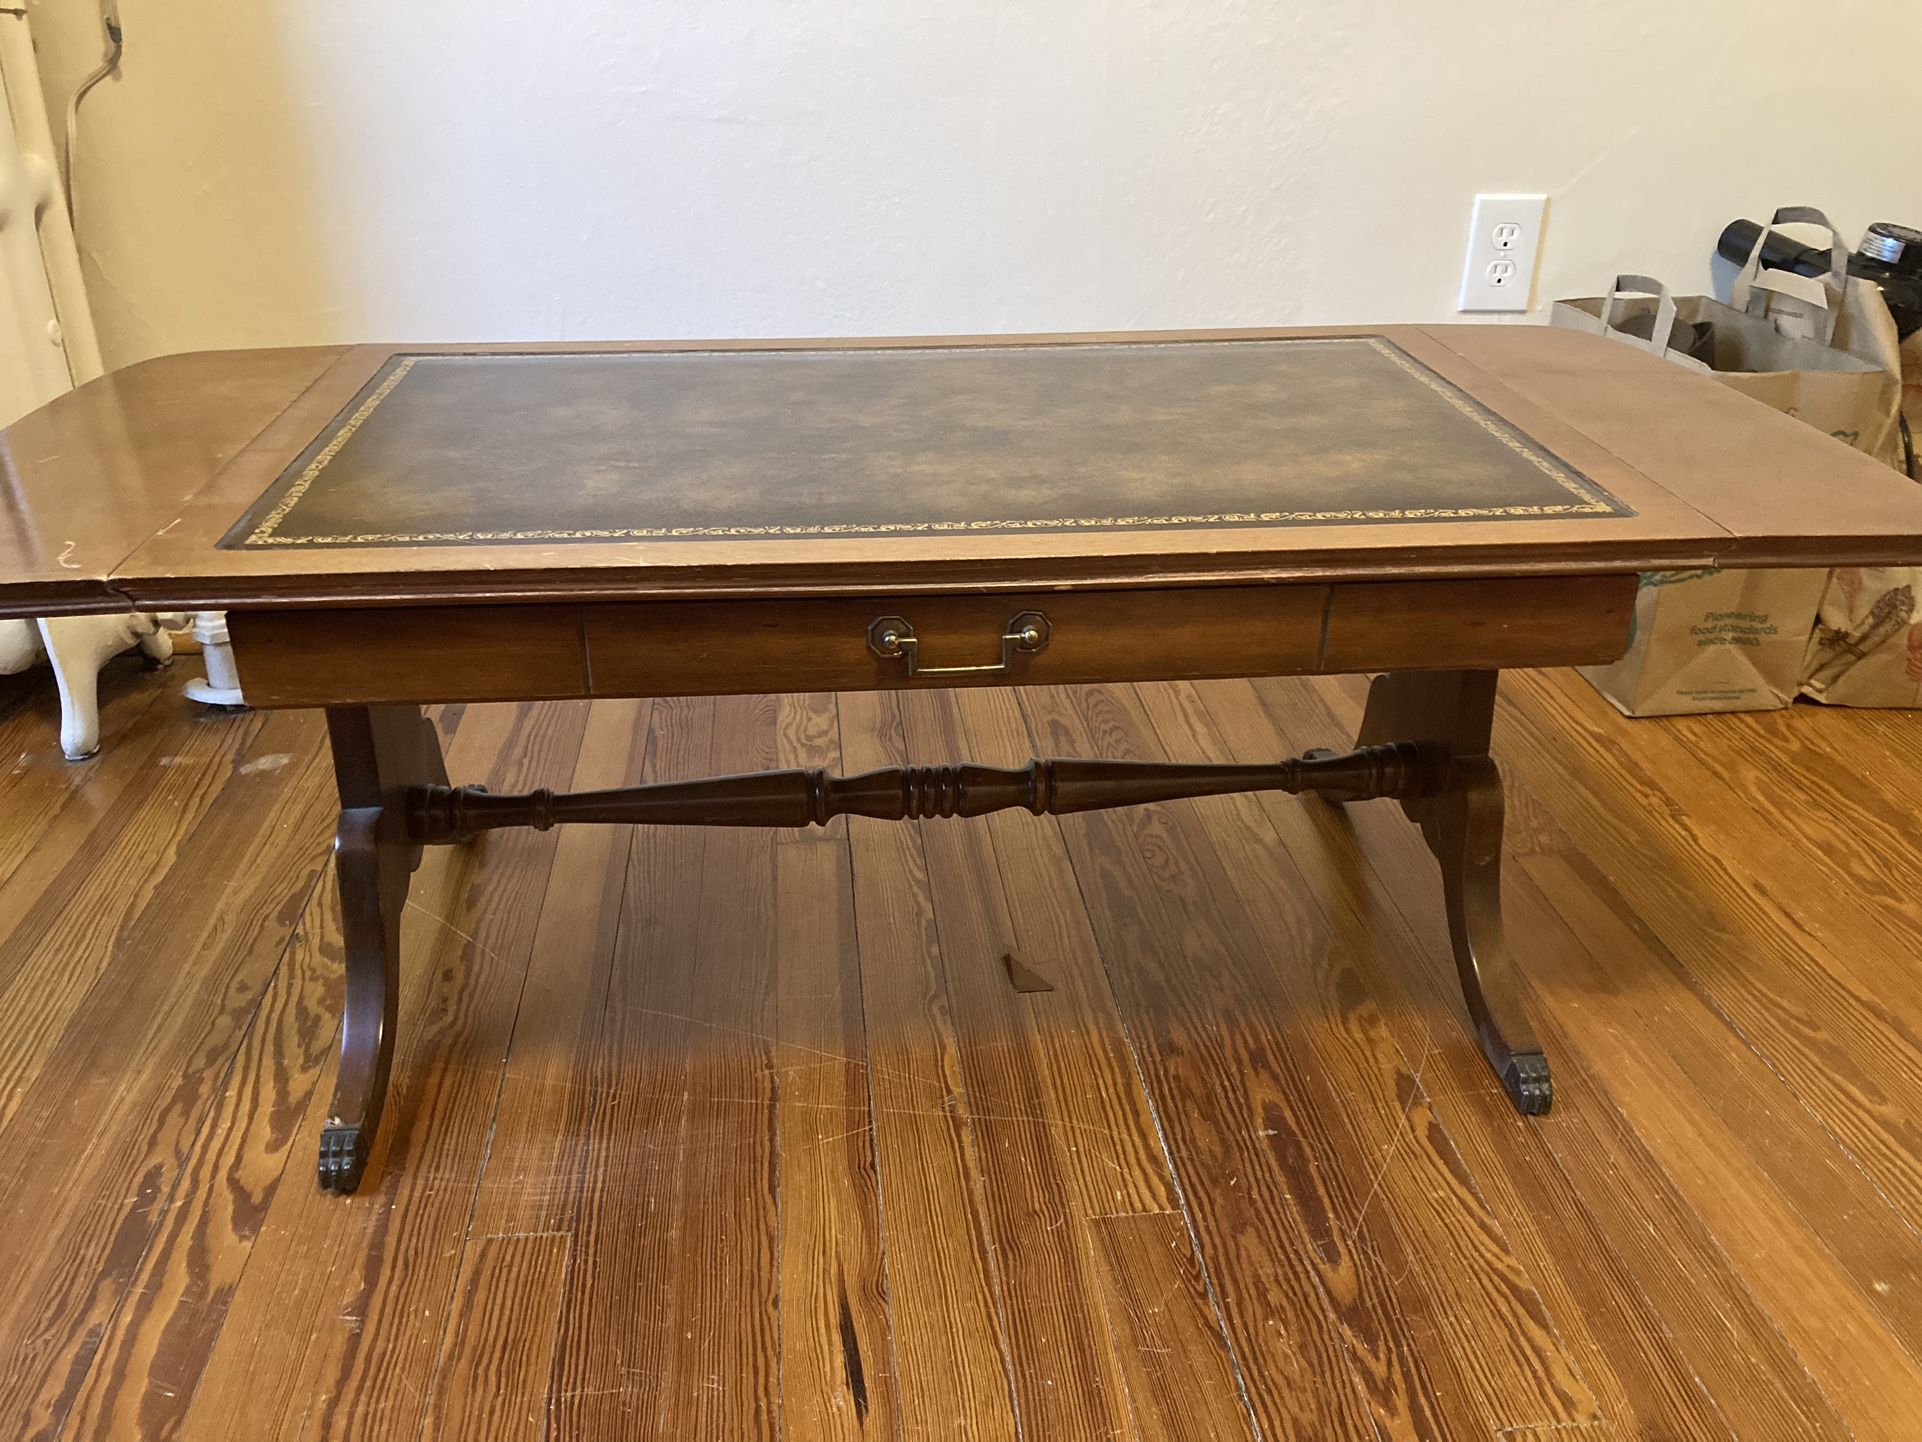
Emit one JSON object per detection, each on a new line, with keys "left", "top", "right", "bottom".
{"left": 1556, "top": 235, "right": 1909, "bottom": 713}
{"left": 1731, "top": 208, "right": 1907, "bottom": 467}
{"left": 1554, "top": 266, "right": 1902, "bottom": 464}
{"left": 1799, "top": 332, "right": 1922, "bottom": 706}
{"left": 1580, "top": 569, "right": 1832, "bottom": 717}
{"left": 1800, "top": 568, "right": 1922, "bottom": 708}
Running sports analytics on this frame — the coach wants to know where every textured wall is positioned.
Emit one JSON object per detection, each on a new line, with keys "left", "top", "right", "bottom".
{"left": 25, "top": 0, "right": 1922, "bottom": 367}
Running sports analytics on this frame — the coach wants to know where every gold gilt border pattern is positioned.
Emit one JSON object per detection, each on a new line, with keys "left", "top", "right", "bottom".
{"left": 233, "top": 337, "right": 1627, "bottom": 548}
{"left": 242, "top": 358, "right": 419, "bottom": 545}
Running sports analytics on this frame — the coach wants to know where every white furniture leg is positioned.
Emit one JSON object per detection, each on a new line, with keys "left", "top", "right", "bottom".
{"left": 0, "top": 618, "right": 36, "bottom": 675}
{"left": 182, "top": 610, "right": 247, "bottom": 707}
{"left": 33, "top": 613, "right": 172, "bottom": 760}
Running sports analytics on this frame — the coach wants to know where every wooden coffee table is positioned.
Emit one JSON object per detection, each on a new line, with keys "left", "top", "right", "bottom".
{"left": 4, "top": 326, "right": 1918, "bottom": 1194}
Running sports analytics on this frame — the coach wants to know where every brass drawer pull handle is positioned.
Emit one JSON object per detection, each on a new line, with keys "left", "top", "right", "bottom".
{"left": 867, "top": 611, "right": 1051, "bottom": 678}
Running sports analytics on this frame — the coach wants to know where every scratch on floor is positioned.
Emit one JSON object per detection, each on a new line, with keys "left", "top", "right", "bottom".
{"left": 621, "top": 1003, "right": 929, "bottom": 1089}
{"left": 404, "top": 900, "right": 506, "bottom": 962}
{"left": 1344, "top": 1038, "right": 1434, "bottom": 1244}
{"left": 798, "top": 1124, "right": 873, "bottom": 1150}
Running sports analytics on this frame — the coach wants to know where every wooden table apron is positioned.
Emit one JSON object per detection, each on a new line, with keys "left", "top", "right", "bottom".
{"left": 227, "top": 571, "right": 1635, "bottom": 1193}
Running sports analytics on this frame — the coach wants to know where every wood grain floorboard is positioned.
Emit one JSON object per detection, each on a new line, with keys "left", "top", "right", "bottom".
{"left": 1523, "top": 845, "right": 1922, "bottom": 1323}
{"left": 1134, "top": 678, "right": 1599, "bottom": 1435}
{"left": 893, "top": 687, "right": 1134, "bottom": 1440}
{"left": 1816, "top": 704, "right": 1922, "bottom": 793}
{"left": 1090, "top": 1211, "right": 1257, "bottom": 1442}
{"left": 839, "top": 687, "right": 1023, "bottom": 1442}
{"left": 939, "top": 685, "right": 1178, "bottom": 1219}
{"left": 172, "top": 700, "right": 592, "bottom": 1442}
{"left": 1279, "top": 673, "right": 1864, "bottom": 1440}
{"left": 468, "top": 696, "right": 651, "bottom": 1237}
{"left": 1500, "top": 861, "right": 1922, "bottom": 1441}
{"left": 59, "top": 855, "right": 344, "bottom": 1442}
{"left": 0, "top": 662, "right": 168, "bottom": 892}
{"left": 1515, "top": 670, "right": 1922, "bottom": 1033}
{"left": 0, "top": 670, "right": 1913, "bottom": 1440}
{"left": 651, "top": 693, "right": 784, "bottom": 1437}
{"left": 1022, "top": 680, "right": 1441, "bottom": 1440}
{"left": 1495, "top": 671, "right": 1922, "bottom": 1231}
{"left": 0, "top": 704, "right": 269, "bottom": 1130}
{"left": 772, "top": 691, "right": 900, "bottom": 1441}
{"left": 0, "top": 709, "right": 332, "bottom": 1442}
{"left": 418, "top": 1234, "right": 571, "bottom": 1442}
{"left": 1723, "top": 705, "right": 1922, "bottom": 923}
{"left": 543, "top": 694, "right": 718, "bottom": 1438}
{"left": 1232, "top": 676, "right": 1741, "bottom": 1442}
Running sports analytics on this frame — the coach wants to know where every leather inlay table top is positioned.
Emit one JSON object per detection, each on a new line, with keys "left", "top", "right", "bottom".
{"left": 2, "top": 325, "right": 1918, "bottom": 614}
{"left": 222, "top": 337, "right": 1628, "bottom": 549}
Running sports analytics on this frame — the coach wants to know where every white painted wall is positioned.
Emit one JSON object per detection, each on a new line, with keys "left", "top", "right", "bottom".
{"left": 23, "top": 0, "right": 1922, "bottom": 369}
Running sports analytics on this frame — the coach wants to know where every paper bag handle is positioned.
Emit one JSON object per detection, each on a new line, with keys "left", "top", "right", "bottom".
{"left": 1597, "top": 274, "right": 1679, "bottom": 355}
{"left": 1731, "top": 205, "right": 1847, "bottom": 345}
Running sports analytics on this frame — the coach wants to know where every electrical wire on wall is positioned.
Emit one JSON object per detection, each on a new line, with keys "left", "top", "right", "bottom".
{"left": 61, "top": 0, "right": 122, "bottom": 222}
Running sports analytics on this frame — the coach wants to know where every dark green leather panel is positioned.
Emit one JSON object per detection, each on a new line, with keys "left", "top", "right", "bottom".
{"left": 224, "top": 337, "right": 1628, "bottom": 549}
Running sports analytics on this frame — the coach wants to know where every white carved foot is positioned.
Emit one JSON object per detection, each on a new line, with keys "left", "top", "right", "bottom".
{"left": 181, "top": 610, "right": 247, "bottom": 707}
{"left": 35, "top": 614, "right": 172, "bottom": 761}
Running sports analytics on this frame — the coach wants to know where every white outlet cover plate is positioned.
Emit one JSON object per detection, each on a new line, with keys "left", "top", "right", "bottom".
{"left": 1458, "top": 193, "right": 1546, "bottom": 312}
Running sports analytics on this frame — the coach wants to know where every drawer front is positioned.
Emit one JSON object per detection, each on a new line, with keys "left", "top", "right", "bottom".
{"left": 1321, "top": 575, "right": 1635, "bottom": 672}
{"left": 230, "top": 604, "right": 589, "bottom": 707}
{"left": 227, "top": 574, "right": 1634, "bottom": 708}
{"left": 584, "top": 586, "right": 1330, "bottom": 697}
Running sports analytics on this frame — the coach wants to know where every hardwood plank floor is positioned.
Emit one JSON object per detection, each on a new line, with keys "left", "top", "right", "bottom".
{"left": 1, "top": 659, "right": 1919, "bottom": 1440}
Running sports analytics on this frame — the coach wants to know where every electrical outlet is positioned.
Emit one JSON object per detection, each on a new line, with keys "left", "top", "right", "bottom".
{"left": 1459, "top": 193, "right": 1546, "bottom": 312}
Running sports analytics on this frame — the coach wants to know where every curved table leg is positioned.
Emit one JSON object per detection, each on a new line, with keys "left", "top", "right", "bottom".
{"left": 1304, "top": 670, "right": 1551, "bottom": 1115}
{"left": 1417, "top": 757, "right": 1550, "bottom": 1113}
{"left": 317, "top": 705, "right": 458, "bottom": 1194}
{"left": 319, "top": 807, "right": 407, "bottom": 1192}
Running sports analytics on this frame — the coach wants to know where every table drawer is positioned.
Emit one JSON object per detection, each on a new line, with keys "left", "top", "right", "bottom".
{"left": 583, "top": 586, "right": 1330, "bottom": 697}
{"left": 230, "top": 603, "right": 590, "bottom": 707}
{"left": 1322, "top": 575, "right": 1635, "bottom": 672}
{"left": 227, "top": 574, "right": 1633, "bottom": 708}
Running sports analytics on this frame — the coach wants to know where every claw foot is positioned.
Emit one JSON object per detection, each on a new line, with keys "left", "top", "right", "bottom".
{"left": 317, "top": 1124, "right": 371, "bottom": 1194}
{"left": 1500, "top": 1053, "right": 1553, "bottom": 1115}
